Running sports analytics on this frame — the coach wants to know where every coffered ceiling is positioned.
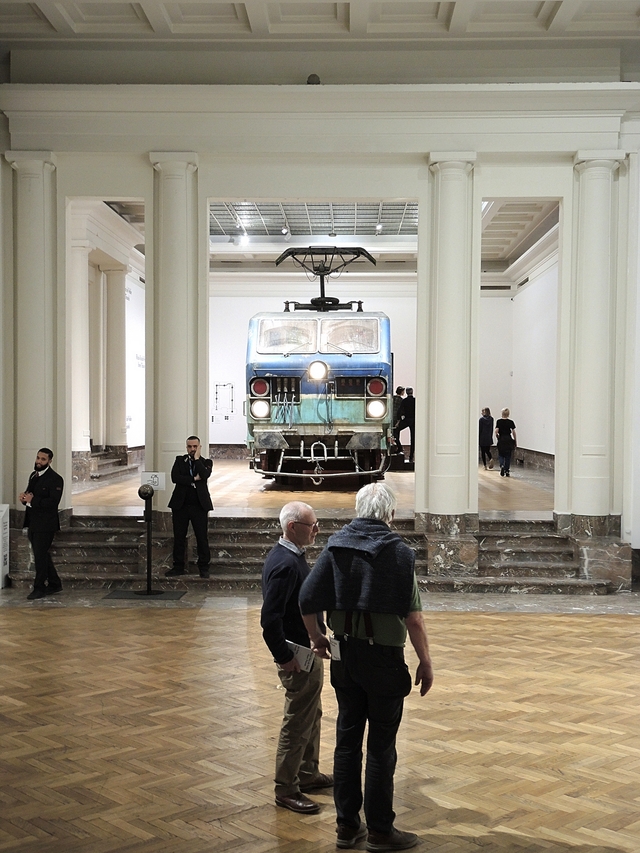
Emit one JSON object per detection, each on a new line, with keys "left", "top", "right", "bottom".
{"left": 1, "top": 1, "right": 639, "bottom": 44}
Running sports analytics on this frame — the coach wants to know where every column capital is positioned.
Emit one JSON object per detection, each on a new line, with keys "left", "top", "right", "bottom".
{"left": 149, "top": 151, "right": 198, "bottom": 172}
{"left": 574, "top": 150, "right": 626, "bottom": 170}
{"left": 100, "top": 262, "right": 129, "bottom": 274}
{"left": 428, "top": 151, "right": 476, "bottom": 169}
{"left": 5, "top": 151, "right": 57, "bottom": 170}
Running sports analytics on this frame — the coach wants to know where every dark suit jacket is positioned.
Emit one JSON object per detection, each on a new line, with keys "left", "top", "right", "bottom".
{"left": 399, "top": 395, "right": 415, "bottom": 424}
{"left": 168, "top": 455, "right": 214, "bottom": 512}
{"left": 23, "top": 466, "right": 64, "bottom": 532}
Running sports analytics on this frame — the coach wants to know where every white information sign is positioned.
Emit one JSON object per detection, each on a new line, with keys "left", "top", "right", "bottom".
{"left": 141, "top": 472, "right": 166, "bottom": 491}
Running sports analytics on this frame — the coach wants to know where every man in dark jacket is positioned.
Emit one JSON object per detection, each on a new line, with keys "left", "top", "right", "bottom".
{"left": 397, "top": 387, "right": 415, "bottom": 463}
{"left": 300, "top": 483, "right": 433, "bottom": 852}
{"left": 166, "top": 436, "right": 213, "bottom": 578}
{"left": 261, "top": 501, "right": 332, "bottom": 815}
{"left": 19, "top": 447, "right": 64, "bottom": 600}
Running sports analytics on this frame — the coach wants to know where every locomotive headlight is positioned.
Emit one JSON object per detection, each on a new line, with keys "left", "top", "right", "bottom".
{"left": 250, "top": 399, "right": 271, "bottom": 419}
{"left": 366, "top": 399, "right": 387, "bottom": 419}
{"left": 308, "top": 361, "right": 328, "bottom": 382}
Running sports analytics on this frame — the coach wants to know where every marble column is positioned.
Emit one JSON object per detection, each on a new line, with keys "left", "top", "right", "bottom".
{"left": 420, "top": 153, "right": 478, "bottom": 574}
{"left": 148, "top": 153, "right": 205, "bottom": 513}
{"left": 103, "top": 265, "right": 128, "bottom": 452}
{"left": 560, "top": 152, "right": 625, "bottom": 537}
{"left": 68, "top": 240, "right": 92, "bottom": 483}
{"left": 5, "top": 152, "right": 61, "bottom": 504}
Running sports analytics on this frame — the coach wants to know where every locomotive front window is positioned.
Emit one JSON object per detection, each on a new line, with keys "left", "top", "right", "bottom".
{"left": 319, "top": 318, "right": 379, "bottom": 354}
{"left": 257, "top": 319, "right": 317, "bottom": 354}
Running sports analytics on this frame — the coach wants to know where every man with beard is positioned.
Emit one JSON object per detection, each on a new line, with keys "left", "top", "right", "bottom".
{"left": 166, "top": 436, "right": 213, "bottom": 578}
{"left": 19, "top": 447, "right": 64, "bottom": 600}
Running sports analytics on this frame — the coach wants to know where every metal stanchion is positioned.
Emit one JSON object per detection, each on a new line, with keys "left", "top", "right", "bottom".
{"left": 103, "top": 485, "right": 185, "bottom": 600}
{"left": 135, "top": 484, "right": 163, "bottom": 597}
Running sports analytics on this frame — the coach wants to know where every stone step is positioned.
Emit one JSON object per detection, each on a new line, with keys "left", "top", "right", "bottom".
{"left": 57, "top": 527, "right": 146, "bottom": 543}
{"left": 476, "top": 564, "right": 580, "bottom": 578}
{"left": 476, "top": 532, "right": 571, "bottom": 548}
{"left": 90, "top": 463, "right": 140, "bottom": 481}
{"left": 478, "top": 547, "right": 576, "bottom": 565}
{"left": 478, "top": 519, "right": 556, "bottom": 533}
{"left": 420, "top": 577, "right": 610, "bottom": 594}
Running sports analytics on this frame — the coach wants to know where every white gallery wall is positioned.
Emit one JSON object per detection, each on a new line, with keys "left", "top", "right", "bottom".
{"left": 125, "top": 275, "right": 145, "bottom": 448}
{"left": 478, "top": 296, "right": 513, "bottom": 424}
{"left": 478, "top": 263, "right": 558, "bottom": 455}
{"left": 511, "top": 262, "right": 558, "bottom": 455}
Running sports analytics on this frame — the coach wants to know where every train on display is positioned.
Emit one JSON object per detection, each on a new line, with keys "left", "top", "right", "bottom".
{"left": 245, "top": 247, "right": 393, "bottom": 485}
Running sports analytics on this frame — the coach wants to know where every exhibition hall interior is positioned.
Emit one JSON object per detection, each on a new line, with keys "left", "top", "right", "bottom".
{"left": 0, "top": 3, "right": 639, "bottom": 852}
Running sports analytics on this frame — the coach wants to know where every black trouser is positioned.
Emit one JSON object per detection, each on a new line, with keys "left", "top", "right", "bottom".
{"left": 28, "top": 528, "right": 61, "bottom": 592}
{"left": 330, "top": 638, "right": 411, "bottom": 834}
{"left": 480, "top": 445, "right": 493, "bottom": 466}
{"left": 398, "top": 421, "right": 415, "bottom": 462}
{"left": 171, "top": 504, "right": 210, "bottom": 569}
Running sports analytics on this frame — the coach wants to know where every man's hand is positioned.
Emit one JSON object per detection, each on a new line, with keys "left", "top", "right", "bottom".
{"left": 302, "top": 613, "right": 330, "bottom": 658}
{"left": 280, "top": 657, "right": 301, "bottom": 673}
{"left": 18, "top": 492, "right": 30, "bottom": 505}
{"left": 194, "top": 445, "right": 201, "bottom": 460}
{"left": 415, "top": 660, "right": 434, "bottom": 696}
{"left": 310, "top": 634, "right": 331, "bottom": 659}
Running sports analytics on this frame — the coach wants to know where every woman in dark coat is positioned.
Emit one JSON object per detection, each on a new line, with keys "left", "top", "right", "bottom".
{"left": 495, "top": 407, "right": 517, "bottom": 477}
{"left": 478, "top": 408, "right": 494, "bottom": 469}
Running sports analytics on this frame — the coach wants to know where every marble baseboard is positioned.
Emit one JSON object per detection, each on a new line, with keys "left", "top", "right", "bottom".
{"left": 209, "top": 444, "right": 249, "bottom": 460}
{"left": 72, "top": 451, "right": 92, "bottom": 484}
{"left": 555, "top": 513, "right": 621, "bottom": 538}
{"left": 415, "top": 513, "right": 479, "bottom": 535}
{"left": 512, "top": 447, "right": 555, "bottom": 472}
{"left": 577, "top": 539, "right": 632, "bottom": 591}
{"left": 426, "top": 534, "right": 479, "bottom": 576}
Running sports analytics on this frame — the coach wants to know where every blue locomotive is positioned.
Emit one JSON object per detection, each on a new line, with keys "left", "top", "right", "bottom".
{"left": 245, "top": 247, "right": 393, "bottom": 484}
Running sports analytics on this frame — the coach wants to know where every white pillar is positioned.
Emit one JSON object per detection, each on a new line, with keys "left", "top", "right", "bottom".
{"left": 148, "top": 153, "right": 204, "bottom": 505}
{"left": 103, "top": 265, "right": 128, "bottom": 449}
{"left": 5, "top": 152, "right": 58, "bottom": 497}
{"left": 68, "top": 241, "right": 92, "bottom": 452}
{"left": 425, "top": 153, "right": 477, "bottom": 527}
{"left": 89, "top": 266, "right": 106, "bottom": 448}
{"left": 570, "top": 152, "right": 624, "bottom": 530}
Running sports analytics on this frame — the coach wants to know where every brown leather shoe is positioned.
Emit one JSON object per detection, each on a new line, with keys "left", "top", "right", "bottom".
{"left": 299, "top": 772, "right": 334, "bottom": 792}
{"left": 275, "top": 792, "right": 320, "bottom": 814}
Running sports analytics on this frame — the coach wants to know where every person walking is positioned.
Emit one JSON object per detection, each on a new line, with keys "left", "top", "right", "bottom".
{"left": 300, "top": 483, "right": 433, "bottom": 851}
{"left": 495, "top": 408, "right": 517, "bottom": 477}
{"left": 479, "top": 407, "right": 494, "bottom": 469}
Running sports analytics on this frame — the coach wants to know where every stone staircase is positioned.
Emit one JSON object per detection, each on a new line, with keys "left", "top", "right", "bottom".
{"left": 8, "top": 515, "right": 612, "bottom": 594}
{"left": 465, "top": 518, "right": 610, "bottom": 594}
{"left": 90, "top": 449, "right": 140, "bottom": 482}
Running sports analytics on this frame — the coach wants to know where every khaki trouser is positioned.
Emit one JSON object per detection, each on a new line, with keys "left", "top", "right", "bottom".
{"left": 274, "top": 655, "right": 323, "bottom": 796}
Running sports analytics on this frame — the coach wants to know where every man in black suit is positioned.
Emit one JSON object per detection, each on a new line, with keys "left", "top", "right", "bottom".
{"left": 166, "top": 436, "right": 213, "bottom": 578}
{"left": 19, "top": 447, "right": 64, "bottom": 600}
{"left": 397, "top": 387, "right": 416, "bottom": 463}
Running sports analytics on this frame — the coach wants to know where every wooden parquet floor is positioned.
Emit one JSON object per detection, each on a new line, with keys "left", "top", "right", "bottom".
{"left": 1, "top": 603, "right": 638, "bottom": 853}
